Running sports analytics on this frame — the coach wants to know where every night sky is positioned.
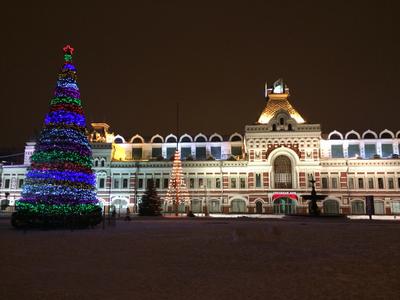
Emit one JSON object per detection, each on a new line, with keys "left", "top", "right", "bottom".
{"left": 1, "top": 1, "right": 399, "bottom": 150}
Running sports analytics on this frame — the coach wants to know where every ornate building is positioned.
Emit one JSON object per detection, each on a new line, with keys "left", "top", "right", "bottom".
{"left": 2, "top": 79, "right": 400, "bottom": 215}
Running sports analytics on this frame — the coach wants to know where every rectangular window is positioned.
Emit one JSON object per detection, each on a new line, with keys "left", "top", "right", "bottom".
{"left": 4, "top": 179, "right": 10, "bottom": 189}
{"left": 240, "top": 177, "right": 246, "bottom": 189}
{"left": 331, "top": 178, "right": 338, "bottom": 189}
{"left": 381, "top": 144, "right": 393, "bottom": 158}
{"left": 152, "top": 147, "right": 162, "bottom": 159}
{"left": 364, "top": 144, "right": 376, "bottom": 159}
{"left": 163, "top": 178, "right": 169, "bottom": 189}
{"left": 358, "top": 178, "right": 364, "bottom": 189}
{"left": 113, "top": 179, "right": 120, "bottom": 189}
{"left": 231, "top": 146, "right": 242, "bottom": 157}
{"left": 207, "top": 178, "right": 212, "bottom": 189}
{"left": 307, "top": 173, "right": 313, "bottom": 187}
{"left": 122, "top": 178, "right": 128, "bottom": 189}
{"left": 99, "top": 178, "right": 105, "bottom": 189}
{"left": 322, "top": 177, "right": 328, "bottom": 189}
{"left": 198, "top": 178, "right": 204, "bottom": 188}
{"left": 388, "top": 178, "right": 394, "bottom": 189}
{"left": 155, "top": 178, "right": 160, "bottom": 189}
{"left": 230, "top": 178, "right": 237, "bottom": 188}
{"left": 211, "top": 146, "right": 221, "bottom": 159}
{"left": 348, "top": 144, "right": 360, "bottom": 158}
{"left": 368, "top": 178, "right": 374, "bottom": 189}
{"left": 215, "top": 178, "right": 221, "bottom": 189}
{"left": 138, "top": 178, "right": 143, "bottom": 189}
{"left": 196, "top": 147, "right": 207, "bottom": 160}
{"left": 255, "top": 173, "right": 261, "bottom": 188}
{"left": 146, "top": 179, "right": 152, "bottom": 188}
{"left": 181, "top": 147, "right": 192, "bottom": 160}
{"left": 189, "top": 178, "right": 195, "bottom": 189}
{"left": 132, "top": 148, "right": 142, "bottom": 160}
{"left": 348, "top": 178, "right": 354, "bottom": 189}
{"left": 398, "top": 178, "right": 400, "bottom": 189}
{"left": 378, "top": 178, "right": 384, "bottom": 189}
{"left": 167, "top": 147, "right": 176, "bottom": 159}
{"left": 18, "top": 179, "right": 24, "bottom": 188}
{"left": 331, "top": 145, "right": 344, "bottom": 158}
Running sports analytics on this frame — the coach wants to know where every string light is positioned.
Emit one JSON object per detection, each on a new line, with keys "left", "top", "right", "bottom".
{"left": 165, "top": 150, "right": 190, "bottom": 212}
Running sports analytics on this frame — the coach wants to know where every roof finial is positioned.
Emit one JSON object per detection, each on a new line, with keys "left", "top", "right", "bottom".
{"left": 264, "top": 81, "right": 268, "bottom": 98}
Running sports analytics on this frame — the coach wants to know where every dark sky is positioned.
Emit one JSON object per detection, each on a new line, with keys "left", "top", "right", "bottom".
{"left": 1, "top": 0, "right": 399, "bottom": 149}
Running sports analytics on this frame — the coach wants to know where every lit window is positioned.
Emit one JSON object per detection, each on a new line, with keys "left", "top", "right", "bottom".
{"left": 256, "top": 173, "right": 262, "bottom": 188}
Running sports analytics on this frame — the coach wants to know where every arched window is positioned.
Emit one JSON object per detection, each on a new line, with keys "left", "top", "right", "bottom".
{"left": 272, "top": 124, "right": 277, "bottom": 131}
{"left": 181, "top": 136, "right": 191, "bottom": 143}
{"left": 288, "top": 124, "right": 293, "bottom": 131}
{"left": 166, "top": 136, "right": 177, "bottom": 143}
{"left": 114, "top": 138, "right": 123, "bottom": 144}
{"left": 274, "top": 155, "right": 292, "bottom": 188}
{"left": 100, "top": 160, "right": 105, "bottom": 167}
{"left": 280, "top": 118, "right": 284, "bottom": 125}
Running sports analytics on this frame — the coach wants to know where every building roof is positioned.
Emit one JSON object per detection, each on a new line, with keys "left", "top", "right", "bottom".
{"left": 257, "top": 80, "right": 305, "bottom": 124}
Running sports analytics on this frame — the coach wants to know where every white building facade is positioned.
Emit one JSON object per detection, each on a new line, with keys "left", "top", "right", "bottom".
{"left": 2, "top": 80, "right": 400, "bottom": 215}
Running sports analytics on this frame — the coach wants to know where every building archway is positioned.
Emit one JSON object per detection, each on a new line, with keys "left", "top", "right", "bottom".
{"left": 230, "top": 199, "right": 246, "bottom": 213}
{"left": 323, "top": 199, "right": 340, "bottom": 215}
{"left": 111, "top": 198, "right": 128, "bottom": 214}
{"left": 273, "top": 197, "right": 296, "bottom": 214}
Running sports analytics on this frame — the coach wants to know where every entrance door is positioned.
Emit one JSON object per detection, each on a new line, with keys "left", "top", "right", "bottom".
{"left": 256, "top": 201, "right": 263, "bottom": 214}
{"left": 273, "top": 197, "right": 296, "bottom": 214}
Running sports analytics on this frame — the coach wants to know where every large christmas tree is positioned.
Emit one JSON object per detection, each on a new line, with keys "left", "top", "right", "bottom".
{"left": 165, "top": 150, "right": 190, "bottom": 215}
{"left": 12, "top": 45, "right": 101, "bottom": 228}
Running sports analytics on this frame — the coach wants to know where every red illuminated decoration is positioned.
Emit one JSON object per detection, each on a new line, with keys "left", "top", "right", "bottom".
{"left": 63, "top": 44, "right": 74, "bottom": 55}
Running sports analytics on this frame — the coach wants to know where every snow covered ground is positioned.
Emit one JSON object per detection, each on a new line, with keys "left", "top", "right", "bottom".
{"left": 0, "top": 216, "right": 399, "bottom": 299}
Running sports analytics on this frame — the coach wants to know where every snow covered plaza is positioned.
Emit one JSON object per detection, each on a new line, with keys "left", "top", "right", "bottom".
{"left": 0, "top": 217, "right": 399, "bottom": 299}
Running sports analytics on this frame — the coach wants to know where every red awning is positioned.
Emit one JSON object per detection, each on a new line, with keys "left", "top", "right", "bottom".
{"left": 272, "top": 193, "right": 298, "bottom": 201}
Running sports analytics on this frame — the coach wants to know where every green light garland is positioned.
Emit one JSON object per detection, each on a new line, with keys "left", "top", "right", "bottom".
{"left": 31, "top": 150, "right": 93, "bottom": 168}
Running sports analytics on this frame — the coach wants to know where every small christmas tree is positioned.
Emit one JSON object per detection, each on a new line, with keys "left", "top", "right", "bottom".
{"left": 139, "top": 179, "right": 162, "bottom": 216}
{"left": 12, "top": 45, "right": 101, "bottom": 228}
{"left": 165, "top": 150, "right": 190, "bottom": 215}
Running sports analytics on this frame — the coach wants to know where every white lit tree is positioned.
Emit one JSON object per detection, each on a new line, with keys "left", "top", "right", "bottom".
{"left": 165, "top": 150, "right": 190, "bottom": 215}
